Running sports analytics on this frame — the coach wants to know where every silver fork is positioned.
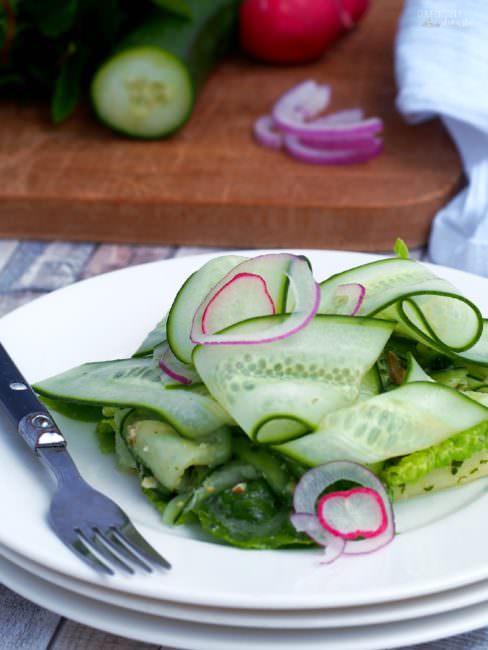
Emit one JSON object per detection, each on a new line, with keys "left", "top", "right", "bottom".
{"left": 0, "top": 343, "right": 171, "bottom": 575}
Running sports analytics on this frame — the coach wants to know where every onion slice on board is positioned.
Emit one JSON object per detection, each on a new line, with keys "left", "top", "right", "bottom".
{"left": 284, "top": 135, "right": 383, "bottom": 165}
{"left": 254, "top": 115, "right": 283, "bottom": 150}
{"left": 190, "top": 254, "right": 320, "bottom": 346}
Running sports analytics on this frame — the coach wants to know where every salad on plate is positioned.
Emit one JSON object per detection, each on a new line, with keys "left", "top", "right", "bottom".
{"left": 33, "top": 243, "right": 488, "bottom": 561}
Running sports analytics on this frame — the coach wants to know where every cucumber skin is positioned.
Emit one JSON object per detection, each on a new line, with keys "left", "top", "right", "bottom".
{"left": 91, "top": 1, "right": 239, "bottom": 139}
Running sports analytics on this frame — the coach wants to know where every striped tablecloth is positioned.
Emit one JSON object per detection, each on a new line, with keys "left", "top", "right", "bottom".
{"left": 0, "top": 238, "right": 483, "bottom": 650}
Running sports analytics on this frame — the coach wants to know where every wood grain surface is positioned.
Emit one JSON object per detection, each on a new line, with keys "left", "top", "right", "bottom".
{"left": 0, "top": 0, "right": 461, "bottom": 250}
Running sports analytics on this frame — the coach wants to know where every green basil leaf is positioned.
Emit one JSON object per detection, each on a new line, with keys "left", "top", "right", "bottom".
{"left": 51, "top": 44, "right": 87, "bottom": 124}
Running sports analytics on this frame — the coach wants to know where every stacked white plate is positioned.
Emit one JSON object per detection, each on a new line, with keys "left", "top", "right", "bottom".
{"left": 2, "top": 250, "right": 488, "bottom": 649}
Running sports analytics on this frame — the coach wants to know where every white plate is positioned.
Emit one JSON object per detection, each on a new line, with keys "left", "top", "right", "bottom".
{"left": 1, "top": 250, "right": 488, "bottom": 610}
{"left": 4, "top": 551, "right": 488, "bottom": 650}
{"left": 3, "top": 540, "right": 488, "bottom": 630}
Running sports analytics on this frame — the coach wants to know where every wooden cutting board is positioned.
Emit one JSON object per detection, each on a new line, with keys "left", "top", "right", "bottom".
{"left": 0, "top": 0, "right": 461, "bottom": 250}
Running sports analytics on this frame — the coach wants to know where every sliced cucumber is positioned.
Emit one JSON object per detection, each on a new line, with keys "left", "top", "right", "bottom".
{"left": 319, "top": 257, "right": 483, "bottom": 355}
{"left": 91, "top": 1, "right": 239, "bottom": 138}
{"left": 34, "top": 358, "right": 233, "bottom": 439}
{"left": 403, "top": 353, "right": 433, "bottom": 384}
{"left": 278, "top": 382, "right": 488, "bottom": 466}
{"left": 123, "top": 412, "right": 232, "bottom": 491}
{"left": 167, "top": 255, "right": 246, "bottom": 364}
{"left": 193, "top": 314, "right": 395, "bottom": 444}
{"left": 133, "top": 316, "right": 167, "bottom": 358}
{"left": 359, "top": 366, "right": 382, "bottom": 400}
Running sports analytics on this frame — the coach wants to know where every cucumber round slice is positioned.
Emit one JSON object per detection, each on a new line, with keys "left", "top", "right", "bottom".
{"left": 91, "top": 47, "right": 194, "bottom": 139}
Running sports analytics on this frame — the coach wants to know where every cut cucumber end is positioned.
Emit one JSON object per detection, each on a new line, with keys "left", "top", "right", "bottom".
{"left": 91, "top": 46, "right": 194, "bottom": 139}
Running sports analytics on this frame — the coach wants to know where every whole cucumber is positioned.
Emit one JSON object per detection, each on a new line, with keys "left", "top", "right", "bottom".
{"left": 91, "top": 0, "right": 239, "bottom": 139}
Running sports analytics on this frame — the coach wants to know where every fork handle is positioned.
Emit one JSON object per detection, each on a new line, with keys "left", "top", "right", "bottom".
{"left": 18, "top": 411, "right": 67, "bottom": 452}
{"left": 18, "top": 412, "right": 84, "bottom": 485}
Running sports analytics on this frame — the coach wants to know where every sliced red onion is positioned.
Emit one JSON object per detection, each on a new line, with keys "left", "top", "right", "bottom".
{"left": 293, "top": 461, "right": 395, "bottom": 556}
{"left": 333, "top": 283, "right": 366, "bottom": 316}
{"left": 190, "top": 254, "right": 320, "bottom": 346}
{"left": 284, "top": 135, "right": 383, "bottom": 165}
{"left": 317, "top": 487, "right": 388, "bottom": 540}
{"left": 290, "top": 512, "right": 345, "bottom": 564}
{"left": 320, "top": 534, "right": 346, "bottom": 564}
{"left": 290, "top": 512, "right": 334, "bottom": 546}
{"left": 254, "top": 115, "right": 283, "bottom": 151}
{"left": 201, "top": 272, "right": 276, "bottom": 335}
{"left": 272, "top": 80, "right": 331, "bottom": 128}
{"left": 275, "top": 110, "right": 383, "bottom": 139}
{"left": 159, "top": 342, "right": 199, "bottom": 385}
{"left": 314, "top": 108, "right": 364, "bottom": 125}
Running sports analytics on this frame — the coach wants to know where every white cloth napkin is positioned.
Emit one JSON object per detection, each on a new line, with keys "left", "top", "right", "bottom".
{"left": 395, "top": 0, "right": 488, "bottom": 275}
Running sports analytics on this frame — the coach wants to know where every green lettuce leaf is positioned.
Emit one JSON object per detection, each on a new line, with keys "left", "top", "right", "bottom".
{"left": 194, "top": 478, "right": 313, "bottom": 549}
{"left": 381, "top": 419, "right": 488, "bottom": 494}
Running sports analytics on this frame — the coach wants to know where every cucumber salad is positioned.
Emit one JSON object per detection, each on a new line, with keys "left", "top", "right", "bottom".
{"left": 34, "top": 246, "right": 488, "bottom": 555}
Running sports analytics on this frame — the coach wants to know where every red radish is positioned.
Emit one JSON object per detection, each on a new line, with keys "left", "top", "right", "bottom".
{"left": 201, "top": 273, "right": 276, "bottom": 335}
{"left": 333, "top": 283, "right": 366, "bottom": 315}
{"left": 240, "top": 0, "right": 370, "bottom": 65}
{"left": 317, "top": 487, "right": 388, "bottom": 540}
{"left": 190, "top": 254, "right": 320, "bottom": 346}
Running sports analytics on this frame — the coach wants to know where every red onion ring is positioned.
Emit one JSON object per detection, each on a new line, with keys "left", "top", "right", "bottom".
{"left": 284, "top": 135, "right": 383, "bottom": 165}
{"left": 159, "top": 343, "right": 198, "bottom": 385}
{"left": 293, "top": 461, "right": 395, "bottom": 557}
{"left": 254, "top": 116, "right": 283, "bottom": 150}
{"left": 290, "top": 512, "right": 346, "bottom": 564}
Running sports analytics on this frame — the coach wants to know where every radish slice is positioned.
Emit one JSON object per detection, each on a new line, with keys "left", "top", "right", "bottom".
{"left": 284, "top": 135, "right": 383, "bottom": 165}
{"left": 317, "top": 487, "right": 388, "bottom": 540}
{"left": 191, "top": 254, "right": 320, "bottom": 346}
{"left": 290, "top": 512, "right": 346, "bottom": 564}
{"left": 159, "top": 342, "right": 199, "bottom": 385}
{"left": 254, "top": 115, "right": 283, "bottom": 150}
{"left": 201, "top": 273, "right": 276, "bottom": 335}
{"left": 293, "top": 461, "right": 395, "bottom": 556}
{"left": 332, "top": 283, "right": 366, "bottom": 316}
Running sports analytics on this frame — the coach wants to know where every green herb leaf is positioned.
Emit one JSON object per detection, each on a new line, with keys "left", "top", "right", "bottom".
{"left": 149, "top": 0, "right": 193, "bottom": 18}
{"left": 51, "top": 44, "right": 88, "bottom": 124}
{"left": 195, "top": 479, "right": 313, "bottom": 549}
{"left": 394, "top": 238, "right": 410, "bottom": 260}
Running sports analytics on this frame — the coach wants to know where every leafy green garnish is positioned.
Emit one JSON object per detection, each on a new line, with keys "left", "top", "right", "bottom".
{"left": 194, "top": 479, "right": 313, "bottom": 549}
{"left": 394, "top": 238, "right": 410, "bottom": 260}
{"left": 381, "top": 420, "right": 488, "bottom": 489}
{"left": 95, "top": 419, "right": 116, "bottom": 454}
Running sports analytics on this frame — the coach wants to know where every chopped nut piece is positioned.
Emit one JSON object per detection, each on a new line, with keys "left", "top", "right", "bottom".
{"left": 231, "top": 482, "right": 247, "bottom": 494}
{"left": 141, "top": 476, "right": 158, "bottom": 489}
{"left": 126, "top": 425, "right": 137, "bottom": 445}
